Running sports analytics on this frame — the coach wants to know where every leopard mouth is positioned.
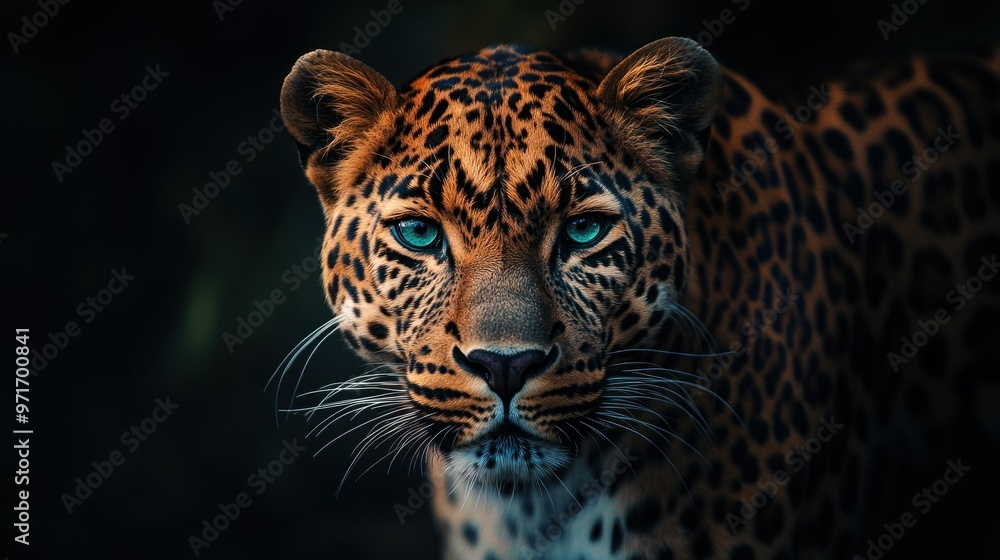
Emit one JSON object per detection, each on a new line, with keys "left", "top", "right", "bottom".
{"left": 481, "top": 423, "right": 543, "bottom": 452}
{"left": 445, "top": 422, "right": 572, "bottom": 483}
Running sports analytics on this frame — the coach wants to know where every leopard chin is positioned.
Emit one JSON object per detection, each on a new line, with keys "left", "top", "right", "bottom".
{"left": 443, "top": 425, "right": 573, "bottom": 484}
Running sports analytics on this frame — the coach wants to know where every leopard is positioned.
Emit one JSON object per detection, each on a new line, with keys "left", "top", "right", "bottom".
{"left": 277, "top": 37, "right": 1000, "bottom": 559}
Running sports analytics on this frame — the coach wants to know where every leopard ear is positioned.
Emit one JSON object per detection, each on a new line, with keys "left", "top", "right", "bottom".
{"left": 280, "top": 50, "right": 399, "bottom": 196}
{"left": 596, "top": 37, "right": 722, "bottom": 189}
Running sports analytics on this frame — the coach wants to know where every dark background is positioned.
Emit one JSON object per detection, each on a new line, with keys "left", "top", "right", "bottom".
{"left": 4, "top": 0, "right": 999, "bottom": 558}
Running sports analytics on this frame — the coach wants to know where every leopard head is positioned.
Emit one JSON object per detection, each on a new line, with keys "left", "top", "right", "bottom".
{"left": 280, "top": 37, "right": 721, "bottom": 484}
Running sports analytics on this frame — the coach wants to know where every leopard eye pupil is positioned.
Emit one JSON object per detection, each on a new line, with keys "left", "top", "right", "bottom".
{"left": 394, "top": 219, "right": 441, "bottom": 251}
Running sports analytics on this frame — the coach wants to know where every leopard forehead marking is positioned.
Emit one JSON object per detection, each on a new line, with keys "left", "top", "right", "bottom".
{"left": 379, "top": 46, "right": 628, "bottom": 242}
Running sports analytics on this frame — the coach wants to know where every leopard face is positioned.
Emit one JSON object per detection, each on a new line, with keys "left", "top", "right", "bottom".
{"left": 281, "top": 39, "right": 722, "bottom": 484}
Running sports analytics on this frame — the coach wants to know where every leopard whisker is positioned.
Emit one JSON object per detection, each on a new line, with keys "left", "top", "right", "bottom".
{"left": 590, "top": 413, "right": 695, "bottom": 504}
{"left": 354, "top": 416, "right": 428, "bottom": 479}
{"left": 315, "top": 403, "right": 403, "bottom": 426}
{"left": 558, "top": 160, "right": 601, "bottom": 184}
{"left": 298, "top": 366, "right": 407, "bottom": 420}
{"left": 337, "top": 411, "right": 422, "bottom": 494}
{"left": 291, "top": 395, "right": 409, "bottom": 422}
{"left": 608, "top": 348, "right": 735, "bottom": 359}
{"left": 604, "top": 375, "right": 715, "bottom": 439}
{"left": 609, "top": 371, "right": 743, "bottom": 427}
{"left": 610, "top": 361, "right": 708, "bottom": 380}
{"left": 283, "top": 396, "right": 403, "bottom": 417}
{"left": 405, "top": 429, "right": 439, "bottom": 475}
{"left": 589, "top": 411, "right": 674, "bottom": 465}
{"left": 312, "top": 406, "right": 405, "bottom": 441}
{"left": 288, "top": 320, "right": 348, "bottom": 420}
{"left": 266, "top": 316, "right": 339, "bottom": 391}
{"left": 296, "top": 383, "right": 406, "bottom": 400}
{"left": 599, "top": 406, "right": 712, "bottom": 467}
{"left": 665, "top": 299, "right": 717, "bottom": 354}
{"left": 578, "top": 418, "right": 637, "bottom": 478}
{"left": 267, "top": 317, "right": 342, "bottom": 426}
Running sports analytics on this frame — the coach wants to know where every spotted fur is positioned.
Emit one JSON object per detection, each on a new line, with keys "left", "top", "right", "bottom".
{"left": 279, "top": 38, "right": 1000, "bottom": 558}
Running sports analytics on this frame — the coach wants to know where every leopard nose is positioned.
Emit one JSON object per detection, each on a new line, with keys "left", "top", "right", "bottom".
{"left": 454, "top": 347, "right": 556, "bottom": 406}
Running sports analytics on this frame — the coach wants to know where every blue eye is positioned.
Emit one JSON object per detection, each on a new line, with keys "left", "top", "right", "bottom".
{"left": 562, "top": 215, "right": 609, "bottom": 248}
{"left": 391, "top": 218, "right": 442, "bottom": 251}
